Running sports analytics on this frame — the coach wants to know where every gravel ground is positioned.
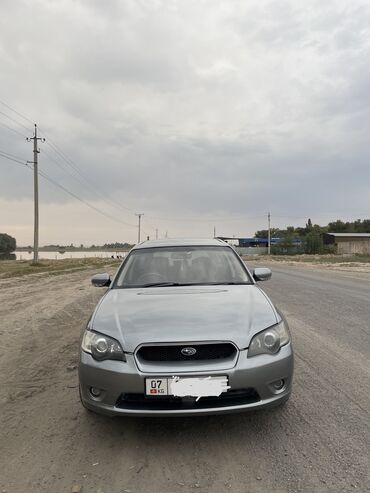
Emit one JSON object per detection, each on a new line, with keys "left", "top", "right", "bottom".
{"left": 0, "top": 263, "right": 369, "bottom": 493}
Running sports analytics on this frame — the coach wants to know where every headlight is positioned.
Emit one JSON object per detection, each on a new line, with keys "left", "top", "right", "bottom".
{"left": 81, "top": 330, "right": 126, "bottom": 362}
{"left": 248, "top": 320, "right": 290, "bottom": 357}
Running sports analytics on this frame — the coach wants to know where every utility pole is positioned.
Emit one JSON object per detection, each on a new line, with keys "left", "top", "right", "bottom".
{"left": 155, "top": 228, "right": 158, "bottom": 240}
{"left": 267, "top": 212, "right": 271, "bottom": 255}
{"left": 213, "top": 226, "right": 216, "bottom": 238}
{"left": 135, "top": 213, "right": 144, "bottom": 243}
{"left": 27, "top": 124, "right": 45, "bottom": 264}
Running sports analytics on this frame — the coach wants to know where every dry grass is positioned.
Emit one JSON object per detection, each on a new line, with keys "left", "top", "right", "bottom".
{"left": 241, "top": 253, "right": 370, "bottom": 273}
{"left": 0, "top": 257, "right": 121, "bottom": 279}
{"left": 243, "top": 254, "right": 370, "bottom": 264}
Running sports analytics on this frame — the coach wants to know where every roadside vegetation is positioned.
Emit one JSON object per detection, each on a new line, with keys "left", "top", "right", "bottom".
{"left": 16, "top": 241, "right": 133, "bottom": 252}
{"left": 0, "top": 257, "right": 121, "bottom": 279}
{"left": 0, "top": 232, "right": 16, "bottom": 256}
{"left": 245, "top": 253, "right": 370, "bottom": 264}
{"left": 255, "top": 218, "right": 370, "bottom": 255}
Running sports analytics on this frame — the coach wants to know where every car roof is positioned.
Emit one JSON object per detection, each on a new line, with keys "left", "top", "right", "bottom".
{"left": 132, "top": 238, "right": 229, "bottom": 250}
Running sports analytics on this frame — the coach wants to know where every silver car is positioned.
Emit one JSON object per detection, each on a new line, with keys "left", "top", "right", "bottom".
{"left": 79, "top": 238, "right": 293, "bottom": 416}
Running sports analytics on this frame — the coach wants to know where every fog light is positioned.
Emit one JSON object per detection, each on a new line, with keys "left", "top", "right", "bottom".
{"left": 272, "top": 379, "right": 285, "bottom": 390}
{"left": 90, "top": 387, "right": 102, "bottom": 397}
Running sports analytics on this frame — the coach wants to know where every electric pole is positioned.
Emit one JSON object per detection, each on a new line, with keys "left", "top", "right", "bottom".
{"left": 135, "top": 213, "right": 144, "bottom": 243}
{"left": 155, "top": 228, "right": 158, "bottom": 240}
{"left": 267, "top": 212, "right": 271, "bottom": 255}
{"left": 27, "top": 124, "right": 45, "bottom": 264}
{"left": 213, "top": 226, "right": 216, "bottom": 238}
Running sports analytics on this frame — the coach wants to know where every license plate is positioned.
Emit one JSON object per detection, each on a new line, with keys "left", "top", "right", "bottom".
{"left": 145, "top": 376, "right": 229, "bottom": 399}
{"left": 145, "top": 378, "right": 169, "bottom": 396}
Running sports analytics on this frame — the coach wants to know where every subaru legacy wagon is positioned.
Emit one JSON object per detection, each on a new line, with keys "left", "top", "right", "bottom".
{"left": 79, "top": 238, "right": 293, "bottom": 416}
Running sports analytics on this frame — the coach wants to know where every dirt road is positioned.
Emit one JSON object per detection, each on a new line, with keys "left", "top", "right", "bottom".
{"left": 0, "top": 264, "right": 369, "bottom": 492}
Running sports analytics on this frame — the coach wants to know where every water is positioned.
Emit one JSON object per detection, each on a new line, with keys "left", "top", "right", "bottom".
{"left": 13, "top": 251, "right": 127, "bottom": 261}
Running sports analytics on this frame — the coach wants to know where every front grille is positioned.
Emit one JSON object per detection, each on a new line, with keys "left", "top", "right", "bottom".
{"left": 137, "top": 343, "right": 237, "bottom": 362}
{"left": 116, "top": 388, "right": 260, "bottom": 411}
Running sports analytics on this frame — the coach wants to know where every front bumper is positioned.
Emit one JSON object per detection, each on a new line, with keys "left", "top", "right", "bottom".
{"left": 79, "top": 343, "right": 293, "bottom": 417}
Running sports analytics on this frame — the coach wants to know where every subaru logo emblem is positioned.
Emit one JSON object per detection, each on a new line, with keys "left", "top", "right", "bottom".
{"left": 181, "top": 347, "right": 197, "bottom": 356}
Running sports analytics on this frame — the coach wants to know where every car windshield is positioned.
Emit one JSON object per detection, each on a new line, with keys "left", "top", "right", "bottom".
{"left": 114, "top": 246, "right": 252, "bottom": 288}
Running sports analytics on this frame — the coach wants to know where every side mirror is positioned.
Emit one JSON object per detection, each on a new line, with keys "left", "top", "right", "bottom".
{"left": 91, "top": 273, "right": 111, "bottom": 287}
{"left": 253, "top": 267, "right": 272, "bottom": 282}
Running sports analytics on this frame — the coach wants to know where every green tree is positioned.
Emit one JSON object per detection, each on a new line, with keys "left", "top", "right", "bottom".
{"left": 281, "top": 227, "right": 295, "bottom": 253}
{"left": 254, "top": 229, "right": 268, "bottom": 239}
{"left": 254, "top": 228, "right": 283, "bottom": 239}
{"left": 327, "top": 220, "right": 347, "bottom": 232}
{"left": 306, "top": 218, "right": 313, "bottom": 231}
{"left": 304, "top": 231, "right": 323, "bottom": 254}
{"left": 0, "top": 233, "right": 16, "bottom": 254}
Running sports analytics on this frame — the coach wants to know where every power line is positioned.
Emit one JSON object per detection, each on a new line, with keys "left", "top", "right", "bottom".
{"left": 41, "top": 136, "right": 134, "bottom": 212}
{"left": 37, "top": 169, "right": 138, "bottom": 228}
{"left": 0, "top": 148, "right": 28, "bottom": 162}
{"left": 0, "top": 98, "right": 34, "bottom": 126}
{"left": 0, "top": 120, "right": 28, "bottom": 139}
{"left": 0, "top": 109, "right": 31, "bottom": 133}
{"left": 1, "top": 138, "right": 139, "bottom": 231}
{"left": 44, "top": 139, "right": 95, "bottom": 183}
{"left": 2, "top": 150, "right": 368, "bottom": 233}
{"left": 0, "top": 150, "right": 29, "bottom": 166}
{"left": 41, "top": 145, "right": 138, "bottom": 220}
{"left": 0, "top": 99, "right": 159, "bottom": 235}
{"left": 0, "top": 99, "right": 136, "bottom": 217}
{"left": 39, "top": 132, "right": 156, "bottom": 234}
{"left": 2, "top": 100, "right": 367, "bottom": 232}
{"left": 42, "top": 145, "right": 109, "bottom": 195}
{"left": 43, "top": 138, "right": 145, "bottom": 222}
{"left": 1, "top": 152, "right": 139, "bottom": 229}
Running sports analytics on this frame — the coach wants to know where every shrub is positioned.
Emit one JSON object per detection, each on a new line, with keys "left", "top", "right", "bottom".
{"left": 304, "top": 231, "right": 324, "bottom": 254}
{"left": 0, "top": 233, "right": 16, "bottom": 254}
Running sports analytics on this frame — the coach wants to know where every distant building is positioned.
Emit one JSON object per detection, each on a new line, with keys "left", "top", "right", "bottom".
{"left": 217, "top": 236, "right": 303, "bottom": 255}
{"left": 217, "top": 237, "right": 267, "bottom": 254}
{"left": 217, "top": 237, "right": 303, "bottom": 247}
{"left": 323, "top": 233, "right": 370, "bottom": 254}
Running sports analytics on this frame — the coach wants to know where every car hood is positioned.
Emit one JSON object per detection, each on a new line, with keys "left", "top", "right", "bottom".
{"left": 91, "top": 285, "right": 279, "bottom": 352}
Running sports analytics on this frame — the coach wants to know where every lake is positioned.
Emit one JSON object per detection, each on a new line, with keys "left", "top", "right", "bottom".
{"left": 13, "top": 251, "right": 127, "bottom": 261}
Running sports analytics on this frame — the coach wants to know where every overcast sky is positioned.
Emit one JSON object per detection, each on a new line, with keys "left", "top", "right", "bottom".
{"left": 1, "top": 0, "right": 369, "bottom": 245}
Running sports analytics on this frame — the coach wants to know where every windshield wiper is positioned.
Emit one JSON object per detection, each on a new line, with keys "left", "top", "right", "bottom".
{"left": 122, "top": 281, "right": 252, "bottom": 288}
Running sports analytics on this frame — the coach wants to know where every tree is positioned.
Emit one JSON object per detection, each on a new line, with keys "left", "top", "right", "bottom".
{"left": 327, "top": 220, "right": 347, "bottom": 233}
{"left": 254, "top": 228, "right": 282, "bottom": 239}
{"left": 254, "top": 229, "right": 268, "bottom": 239}
{"left": 304, "top": 231, "right": 323, "bottom": 254}
{"left": 0, "top": 233, "right": 16, "bottom": 254}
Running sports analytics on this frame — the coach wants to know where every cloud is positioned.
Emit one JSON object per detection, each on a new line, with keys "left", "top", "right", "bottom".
{"left": 0, "top": 0, "right": 369, "bottom": 244}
